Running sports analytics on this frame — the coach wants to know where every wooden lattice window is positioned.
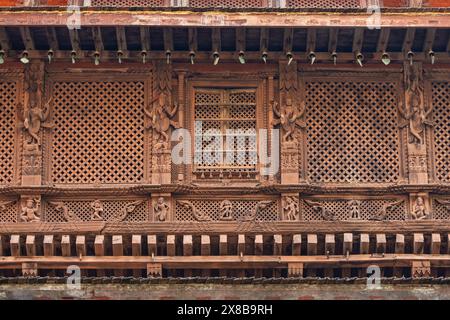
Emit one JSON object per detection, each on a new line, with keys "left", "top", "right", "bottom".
{"left": 305, "top": 81, "right": 400, "bottom": 183}
{"left": 287, "top": 0, "right": 361, "bottom": 7}
{"left": 0, "top": 81, "right": 17, "bottom": 185}
{"left": 193, "top": 88, "right": 258, "bottom": 178}
{"left": 51, "top": 81, "right": 145, "bottom": 184}
{"left": 432, "top": 81, "right": 450, "bottom": 183}
{"left": 189, "top": 0, "right": 263, "bottom": 7}
{"left": 90, "top": 0, "right": 165, "bottom": 6}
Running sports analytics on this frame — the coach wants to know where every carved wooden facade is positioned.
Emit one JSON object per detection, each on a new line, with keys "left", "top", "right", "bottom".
{"left": 0, "top": 2, "right": 449, "bottom": 279}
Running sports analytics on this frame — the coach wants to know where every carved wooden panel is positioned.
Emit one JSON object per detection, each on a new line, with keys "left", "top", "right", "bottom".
{"left": 432, "top": 198, "right": 450, "bottom": 220}
{"left": 44, "top": 199, "right": 149, "bottom": 222}
{"left": 432, "top": 81, "right": 450, "bottom": 183}
{"left": 287, "top": 0, "right": 360, "bottom": 7}
{"left": 175, "top": 199, "right": 279, "bottom": 222}
{"left": 0, "top": 81, "right": 17, "bottom": 185}
{"left": 50, "top": 81, "right": 145, "bottom": 184}
{"left": 305, "top": 81, "right": 400, "bottom": 183}
{"left": 0, "top": 200, "right": 18, "bottom": 223}
{"left": 193, "top": 88, "right": 257, "bottom": 179}
{"left": 300, "top": 198, "right": 407, "bottom": 221}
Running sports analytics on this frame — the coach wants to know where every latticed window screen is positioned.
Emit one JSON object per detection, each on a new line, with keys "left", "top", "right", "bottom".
{"left": 51, "top": 81, "right": 145, "bottom": 184}
{"left": 306, "top": 81, "right": 400, "bottom": 183}
{"left": 287, "top": 0, "right": 361, "bottom": 7}
{"left": 189, "top": 0, "right": 263, "bottom": 7}
{"left": 432, "top": 81, "right": 450, "bottom": 183}
{"left": 90, "top": 0, "right": 165, "bottom": 6}
{"left": 194, "top": 89, "right": 257, "bottom": 173}
{"left": 0, "top": 81, "right": 17, "bottom": 185}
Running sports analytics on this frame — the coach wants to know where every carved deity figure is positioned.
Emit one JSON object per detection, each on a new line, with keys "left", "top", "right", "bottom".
{"left": 272, "top": 98, "right": 305, "bottom": 142}
{"left": 411, "top": 197, "right": 430, "bottom": 220}
{"left": 219, "top": 200, "right": 233, "bottom": 221}
{"left": 145, "top": 93, "right": 179, "bottom": 150}
{"left": 154, "top": 197, "right": 169, "bottom": 222}
{"left": 18, "top": 80, "right": 53, "bottom": 147}
{"left": 90, "top": 200, "right": 104, "bottom": 221}
{"left": 348, "top": 200, "right": 361, "bottom": 219}
{"left": 20, "top": 198, "right": 40, "bottom": 222}
{"left": 399, "top": 64, "right": 432, "bottom": 145}
{"left": 283, "top": 197, "right": 299, "bottom": 221}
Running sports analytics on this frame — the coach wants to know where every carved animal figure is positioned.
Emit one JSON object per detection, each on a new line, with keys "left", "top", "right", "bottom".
{"left": 304, "top": 200, "right": 337, "bottom": 221}
{"left": 241, "top": 200, "right": 273, "bottom": 222}
{"left": 177, "top": 200, "right": 211, "bottom": 222}
{"left": 370, "top": 200, "right": 404, "bottom": 221}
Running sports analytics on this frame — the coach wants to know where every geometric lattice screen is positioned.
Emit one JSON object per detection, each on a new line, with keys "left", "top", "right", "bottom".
{"left": 51, "top": 81, "right": 145, "bottom": 184}
{"left": 90, "top": 0, "right": 164, "bottom": 6}
{"left": 0, "top": 81, "right": 17, "bottom": 185}
{"left": 306, "top": 81, "right": 400, "bottom": 183}
{"left": 286, "top": 0, "right": 360, "bottom": 8}
{"left": 432, "top": 81, "right": 450, "bottom": 183}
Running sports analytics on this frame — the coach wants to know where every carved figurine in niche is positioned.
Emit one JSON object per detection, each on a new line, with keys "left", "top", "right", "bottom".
{"left": 411, "top": 196, "right": 430, "bottom": 220}
{"left": 283, "top": 197, "right": 299, "bottom": 221}
{"left": 90, "top": 200, "right": 104, "bottom": 221}
{"left": 398, "top": 64, "right": 432, "bottom": 145}
{"left": 18, "top": 80, "right": 54, "bottom": 147}
{"left": 20, "top": 198, "right": 40, "bottom": 222}
{"left": 348, "top": 200, "right": 361, "bottom": 220}
{"left": 145, "top": 93, "right": 179, "bottom": 150}
{"left": 219, "top": 200, "right": 233, "bottom": 221}
{"left": 272, "top": 98, "right": 306, "bottom": 142}
{"left": 154, "top": 197, "right": 169, "bottom": 222}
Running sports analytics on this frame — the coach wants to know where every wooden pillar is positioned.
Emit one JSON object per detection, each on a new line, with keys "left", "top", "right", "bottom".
{"left": 237, "top": 235, "right": 246, "bottom": 277}
{"left": 75, "top": 235, "right": 86, "bottom": 257}
{"left": 112, "top": 235, "right": 124, "bottom": 277}
{"left": 376, "top": 234, "right": 386, "bottom": 254}
{"left": 166, "top": 235, "right": 175, "bottom": 256}
{"left": 43, "top": 235, "right": 54, "bottom": 256}
{"left": 394, "top": 234, "right": 405, "bottom": 277}
{"left": 94, "top": 235, "right": 105, "bottom": 277}
{"left": 219, "top": 235, "right": 228, "bottom": 277}
{"left": 10, "top": 235, "right": 20, "bottom": 257}
{"left": 273, "top": 234, "right": 283, "bottom": 277}
{"left": 324, "top": 234, "right": 335, "bottom": 278}
{"left": 292, "top": 234, "right": 301, "bottom": 255}
{"left": 61, "top": 235, "right": 71, "bottom": 257}
{"left": 431, "top": 233, "right": 441, "bottom": 277}
{"left": 147, "top": 235, "right": 157, "bottom": 256}
{"left": 183, "top": 235, "right": 192, "bottom": 277}
{"left": 359, "top": 234, "right": 370, "bottom": 277}
{"left": 306, "top": 234, "right": 317, "bottom": 277}
{"left": 201, "top": 235, "right": 210, "bottom": 277}
{"left": 254, "top": 235, "right": 263, "bottom": 277}
{"left": 132, "top": 235, "right": 142, "bottom": 278}
{"left": 26, "top": 235, "right": 36, "bottom": 256}
{"left": 413, "top": 233, "right": 424, "bottom": 254}
{"left": 342, "top": 233, "right": 353, "bottom": 278}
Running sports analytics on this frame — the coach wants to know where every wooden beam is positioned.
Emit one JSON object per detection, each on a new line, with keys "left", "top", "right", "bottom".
{"left": 324, "top": 234, "right": 335, "bottom": 278}
{"left": 94, "top": 235, "right": 105, "bottom": 276}
{"left": 201, "top": 235, "right": 210, "bottom": 256}
{"left": 306, "top": 234, "right": 317, "bottom": 277}
{"left": 328, "top": 28, "right": 338, "bottom": 53}
{"left": 414, "top": 233, "right": 424, "bottom": 254}
{"left": 10, "top": 235, "right": 20, "bottom": 257}
{"left": 402, "top": 28, "right": 416, "bottom": 54}
{"left": 166, "top": 235, "right": 175, "bottom": 256}
{"left": 188, "top": 27, "right": 197, "bottom": 52}
{"left": 25, "top": 235, "right": 35, "bottom": 256}
{"left": 92, "top": 27, "right": 104, "bottom": 52}
{"left": 352, "top": 28, "right": 364, "bottom": 53}
{"left": 116, "top": 26, "right": 127, "bottom": 52}
{"left": 0, "top": 235, "right": 3, "bottom": 256}
{"left": 306, "top": 28, "right": 316, "bottom": 53}
{"left": 219, "top": 235, "right": 228, "bottom": 256}
{"left": 163, "top": 28, "right": 173, "bottom": 52}
{"left": 283, "top": 28, "right": 293, "bottom": 53}
{"left": 76, "top": 235, "right": 86, "bottom": 257}
{"left": 212, "top": 28, "right": 221, "bottom": 52}
{"left": 376, "top": 28, "right": 391, "bottom": 53}
{"left": 140, "top": 27, "right": 150, "bottom": 52}
{"left": 255, "top": 235, "right": 263, "bottom": 256}
{"left": 292, "top": 234, "right": 301, "bottom": 256}
{"left": 431, "top": 233, "right": 441, "bottom": 255}
{"left": 342, "top": 233, "right": 353, "bottom": 278}
{"left": 61, "top": 235, "right": 71, "bottom": 257}
{"left": 112, "top": 235, "right": 124, "bottom": 276}
{"left": 19, "top": 27, "right": 34, "bottom": 51}
{"left": 394, "top": 234, "right": 405, "bottom": 277}
{"left": 0, "top": 27, "right": 11, "bottom": 52}
{"left": 147, "top": 235, "right": 157, "bottom": 256}
{"left": 183, "top": 235, "right": 192, "bottom": 256}
{"left": 43, "top": 235, "right": 54, "bottom": 257}
{"left": 376, "top": 234, "right": 386, "bottom": 254}
{"left": 46, "top": 27, "right": 59, "bottom": 51}
{"left": 260, "top": 27, "right": 269, "bottom": 52}
{"left": 423, "top": 28, "right": 437, "bottom": 52}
